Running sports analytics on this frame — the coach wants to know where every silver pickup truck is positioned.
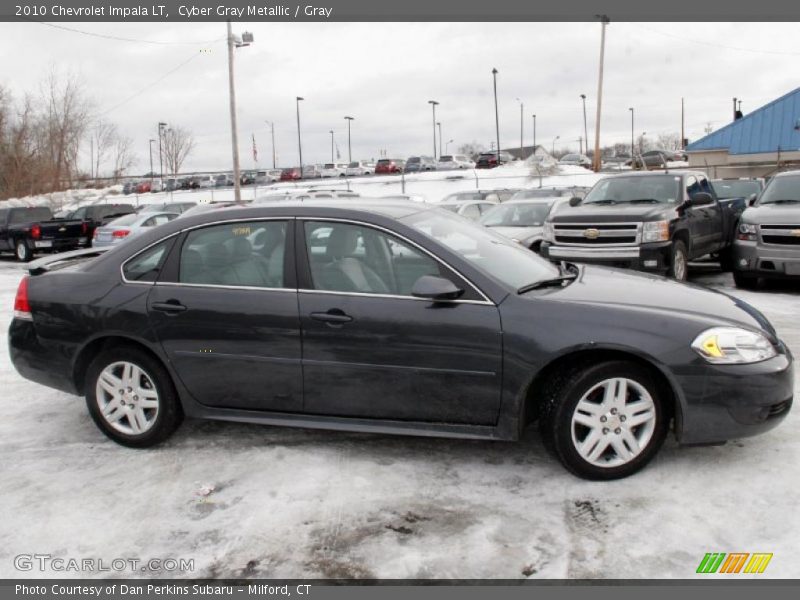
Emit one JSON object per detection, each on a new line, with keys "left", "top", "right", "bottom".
{"left": 733, "top": 170, "right": 800, "bottom": 288}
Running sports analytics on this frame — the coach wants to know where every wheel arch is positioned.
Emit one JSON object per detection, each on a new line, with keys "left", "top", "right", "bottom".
{"left": 520, "top": 346, "right": 683, "bottom": 438}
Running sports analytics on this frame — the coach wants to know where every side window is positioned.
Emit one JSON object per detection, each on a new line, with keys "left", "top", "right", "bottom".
{"left": 179, "top": 220, "right": 287, "bottom": 288}
{"left": 123, "top": 241, "right": 171, "bottom": 282}
{"left": 0, "top": 209, "right": 8, "bottom": 225}
{"left": 461, "top": 204, "right": 481, "bottom": 220}
{"left": 142, "top": 215, "right": 174, "bottom": 227}
{"left": 686, "top": 176, "right": 701, "bottom": 198}
{"left": 303, "top": 221, "right": 472, "bottom": 298}
{"left": 71, "top": 207, "right": 87, "bottom": 220}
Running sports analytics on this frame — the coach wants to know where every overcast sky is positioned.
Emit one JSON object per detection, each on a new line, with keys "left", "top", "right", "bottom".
{"left": 1, "top": 21, "right": 799, "bottom": 174}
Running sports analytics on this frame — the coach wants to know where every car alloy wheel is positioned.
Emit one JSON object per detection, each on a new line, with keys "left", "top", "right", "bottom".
{"left": 570, "top": 377, "right": 656, "bottom": 468}
{"left": 95, "top": 361, "right": 160, "bottom": 435}
{"left": 16, "top": 241, "right": 32, "bottom": 262}
{"left": 669, "top": 240, "right": 688, "bottom": 282}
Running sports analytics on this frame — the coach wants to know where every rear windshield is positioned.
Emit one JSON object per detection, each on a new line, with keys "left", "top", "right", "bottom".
{"left": 324, "top": 164, "right": 335, "bottom": 169}
{"left": 9, "top": 207, "right": 53, "bottom": 224}
{"left": 439, "top": 155, "right": 453, "bottom": 162}
{"left": 108, "top": 214, "right": 140, "bottom": 226}
{"left": 348, "top": 162, "right": 359, "bottom": 168}
{"left": 376, "top": 159, "right": 391, "bottom": 165}
{"left": 407, "top": 157, "right": 420, "bottom": 163}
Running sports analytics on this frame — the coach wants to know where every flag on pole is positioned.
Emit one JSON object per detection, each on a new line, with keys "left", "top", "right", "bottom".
{"left": 252, "top": 134, "right": 258, "bottom": 162}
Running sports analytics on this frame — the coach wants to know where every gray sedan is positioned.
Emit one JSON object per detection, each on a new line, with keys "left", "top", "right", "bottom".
{"left": 92, "top": 212, "right": 179, "bottom": 247}
{"left": 479, "top": 198, "right": 566, "bottom": 251}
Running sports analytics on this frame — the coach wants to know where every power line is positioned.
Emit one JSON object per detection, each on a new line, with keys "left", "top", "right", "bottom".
{"left": 27, "top": 19, "right": 224, "bottom": 46}
{"left": 637, "top": 24, "right": 800, "bottom": 57}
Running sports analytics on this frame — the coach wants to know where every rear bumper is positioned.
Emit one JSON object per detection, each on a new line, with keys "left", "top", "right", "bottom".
{"left": 28, "top": 237, "right": 85, "bottom": 252}
{"left": 733, "top": 239, "right": 800, "bottom": 279}
{"left": 674, "top": 353, "right": 794, "bottom": 444}
{"left": 540, "top": 241, "right": 672, "bottom": 272}
{"left": 8, "top": 319, "right": 78, "bottom": 395}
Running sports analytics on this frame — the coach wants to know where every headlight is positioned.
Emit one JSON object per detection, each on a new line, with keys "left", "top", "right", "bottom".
{"left": 691, "top": 327, "right": 777, "bottom": 364}
{"left": 737, "top": 222, "right": 757, "bottom": 241}
{"left": 543, "top": 222, "right": 554, "bottom": 242}
{"left": 642, "top": 220, "right": 670, "bottom": 243}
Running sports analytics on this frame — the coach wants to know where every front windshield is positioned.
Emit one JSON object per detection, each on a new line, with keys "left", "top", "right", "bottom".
{"left": 439, "top": 155, "right": 453, "bottom": 162}
{"left": 561, "top": 154, "right": 579, "bottom": 161}
{"left": 711, "top": 180, "right": 761, "bottom": 199}
{"left": 583, "top": 175, "right": 681, "bottom": 204}
{"left": 758, "top": 176, "right": 800, "bottom": 204}
{"left": 479, "top": 202, "right": 552, "bottom": 227}
{"left": 401, "top": 208, "right": 559, "bottom": 290}
{"left": 511, "top": 189, "right": 566, "bottom": 200}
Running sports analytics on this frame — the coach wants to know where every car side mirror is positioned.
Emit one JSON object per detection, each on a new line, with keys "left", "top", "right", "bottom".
{"left": 411, "top": 275, "right": 464, "bottom": 301}
{"left": 568, "top": 196, "right": 582, "bottom": 207}
{"left": 687, "top": 192, "right": 714, "bottom": 207}
{"left": 748, "top": 193, "right": 758, "bottom": 207}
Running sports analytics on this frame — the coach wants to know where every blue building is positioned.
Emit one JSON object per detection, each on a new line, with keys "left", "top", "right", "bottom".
{"left": 686, "top": 87, "right": 800, "bottom": 178}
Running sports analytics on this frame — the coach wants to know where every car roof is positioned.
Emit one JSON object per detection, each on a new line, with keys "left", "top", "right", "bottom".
{"left": 599, "top": 170, "right": 700, "bottom": 179}
{"left": 770, "top": 170, "right": 800, "bottom": 179}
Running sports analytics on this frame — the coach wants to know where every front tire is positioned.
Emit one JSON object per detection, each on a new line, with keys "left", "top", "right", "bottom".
{"left": 668, "top": 240, "right": 688, "bottom": 281}
{"left": 15, "top": 240, "right": 33, "bottom": 262}
{"left": 539, "top": 361, "right": 669, "bottom": 480}
{"left": 85, "top": 346, "right": 183, "bottom": 448}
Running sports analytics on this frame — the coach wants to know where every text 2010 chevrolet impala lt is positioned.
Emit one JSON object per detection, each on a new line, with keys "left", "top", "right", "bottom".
{"left": 8, "top": 201, "right": 793, "bottom": 479}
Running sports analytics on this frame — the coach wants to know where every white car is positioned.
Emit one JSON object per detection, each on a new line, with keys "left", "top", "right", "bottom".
{"left": 345, "top": 160, "right": 375, "bottom": 176}
{"left": 196, "top": 175, "right": 216, "bottom": 189}
{"left": 558, "top": 153, "right": 592, "bottom": 168}
{"left": 437, "top": 154, "right": 476, "bottom": 170}
{"left": 320, "top": 163, "right": 349, "bottom": 178}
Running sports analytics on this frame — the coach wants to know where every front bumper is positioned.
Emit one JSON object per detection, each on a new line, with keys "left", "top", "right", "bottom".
{"left": 540, "top": 241, "right": 672, "bottom": 272}
{"left": 673, "top": 353, "right": 793, "bottom": 444}
{"left": 733, "top": 239, "right": 800, "bottom": 279}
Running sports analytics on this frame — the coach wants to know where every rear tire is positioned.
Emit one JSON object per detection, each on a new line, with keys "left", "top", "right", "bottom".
{"left": 718, "top": 247, "right": 734, "bottom": 272}
{"left": 539, "top": 360, "right": 669, "bottom": 480}
{"left": 15, "top": 240, "right": 33, "bottom": 262}
{"left": 733, "top": 270, "right": 759, "bottom": 290}
{"left": 668, "top": 240, "right": 688, "bottom": 281}
{"left": 85, "top": 346, "right": 183, "bottom": 448}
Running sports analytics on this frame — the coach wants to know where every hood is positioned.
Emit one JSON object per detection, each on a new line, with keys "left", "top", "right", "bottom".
{"left": 742, "top": 203, "right": 800, "bottom": 224}
{"left": 489, "top": 225, "right": 543, "bottom": 242}
{"left": 549, "top": 203, "right": 678, "bottom": 223}
{"left": 536, "top": 265, "right": 775, "bottom": 335}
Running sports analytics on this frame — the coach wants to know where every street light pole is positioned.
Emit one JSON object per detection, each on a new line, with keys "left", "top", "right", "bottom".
{"left": 580, "top": 94, "right": 589, "bottom": 155}
{"left": 265, "top": 121, "right": 276, "bottom": 168}
{"left": 592, "top": 15, "right": 610, "bottom": 172}
{"left": 148, "top": 139, "right": 155, "bottom": 185}
{"left": 492, "top": 69, "right": 500, "bottom": 165}
{"left": 157, "top": 121, "right": 166, "bottom": 185}
{"left": 296, "top": 96, "right": 304, "bottom": 175}
{"left": 629, "top": 107, "right": 635, "bottom": 158}
{"left": 552, "top": 135, "right": 560, "bottom": 155}
{"left": 516, "top": 98, "right": 523, "bottom": 158}
{"left": 437, "top": 122, "right": 442, "bottom": 157}
{"left": 445, "top": 139, "right": 454, "bottom": 153}
{"left": 344, "top": 116, "right": 354, "bottom": 163}
{"left": 428, "top": 100, "right": 439, "bottom": 160}
{"left": 532, "top": 114, "right": 536, "bottom": 150}
{"left": 329, "top": 130, "right": 334, "bottom": 163}
{"left": 226, "top": 21, "right": 253, "bottom": 202}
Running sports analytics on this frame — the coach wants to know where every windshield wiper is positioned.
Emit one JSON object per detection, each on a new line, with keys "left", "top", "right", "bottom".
{"left": 626, "top": 198, "right": 661, "bottom": 204}
{"left": 586, "top": 199, "right": 617, "bottom": 204}
{"left": 517, "top": 273, "right": 578, "bottom": 294}
{"left": 766, "top": 199, "right": 800, "bottom": 204}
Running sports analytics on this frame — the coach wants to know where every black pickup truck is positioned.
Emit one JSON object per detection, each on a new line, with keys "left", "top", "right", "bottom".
{"left": 59, "top": 203, "right": 136, "bottom": 247}
{"left": 0, "top": 206, "right": 86, "bottom": 262}
{"left": 540, "top": 171, "right": 746, "bottom": 281}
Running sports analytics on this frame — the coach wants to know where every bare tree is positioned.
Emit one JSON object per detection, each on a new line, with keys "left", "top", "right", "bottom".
{"left": 162, "top": 126, "right": 194, "bottom": 175}
{"left": 457, "top": 141, "right": 485, "bottom": 160}
{"left": 111, "top": 134, "right": 136, "bottom": 181}
{"left": 91, "top": 120, "right": 117, "bottom": 179}
{"left": 656, "top": 132, "right": 682, "bottom": 152}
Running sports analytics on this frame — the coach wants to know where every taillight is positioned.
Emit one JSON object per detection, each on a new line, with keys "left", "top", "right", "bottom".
{"left": 31, "top": 225, "right": 41, "bottom": 239}
{"left": 112, "top": 229, "right": 131, "bottom": 238}
{"left": 14, "top": 276, "right": 32, "bottom": 320}
{"left": 81, "top": 222, "right": 88, "bottom": 235}
{"left": 93, "top": 229, "right": 100, "bottom": 239}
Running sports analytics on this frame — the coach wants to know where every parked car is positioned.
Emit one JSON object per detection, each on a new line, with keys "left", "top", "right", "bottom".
{"left": 479, "top": 198, "right": 567, "bottom": 252}
{"left": 179, "top": 177, "right": 196, "bottom": 190}
{"left": 135, "top": 181, "right": 152, "bottom": 194}
{"left": 61, "top": 203, "right": 137, "bottom": 247}
{"left": 92, "top": 212, "right": 179, "bottom": 248}
{"left": 375, "top": 159, "right": 406, "bottom": 174}
{"left": 732, "top": 170, "right": 800, "bottom": 288}
{"left": 437, "top": 155, "right": 476, "bottom": 170}
{"left": 345, "top": 161, "right": 375, "bottom": 177}
{"left": 440, "top": 189, "right": 521, "bottom": 204}
{"left": 240, "top": 171, "right": 257, "bottom": 185}
{"left": 405, "top": 156, "right": 437, "bottom": 172}
{"left": 214, "top": 173, "right": 234, "bottom": 187}
{"left": 195, "top": 175, "right": 216, "bottom": 189}
{"left": 476, "top": 151, "right": 514, "bottom": 169}
{"left": 509, "top": 187, "right": 591, "bottom": 202}
{"left": 177, "top": 201, "right": 251, "bottom": 219}
{"left": 320, "top": 163, "right": 349, "bottom": 178}
{"left": 0, "top": 206, "right": 86, "bottom": 261}
{"left": 559, "top": 153, "right": 592, "bottom": 168}
{"left": 122, "top": 182, "right": 137, "bottom": 195}
{"left": 437, "top": 199, "right": 498, "bottom": 221}
{"left": 164, "top": 178, "right": 180, "bottom": 192}
{"left": 540, "top": 171, "right": 747, "bottom": 281}
{"left": 280, "top": 167, "right": 302, "bottom": 182}
{"left": 150, "top": 180, "right": 164, "bottom": 193}
{"left": 10, "top": 200, "right": 792, "bottom": 480}
{"left": 711, "top": 178, "right": 765, "bottom": 200}
{"left": 302, "top": 165, "right": 323, "bottom": 179}
{"left": 139, "top": 202, "right": 197, "bottom": 214}
{"left": 629, "top": 150, "right": 673, "bottom": 170}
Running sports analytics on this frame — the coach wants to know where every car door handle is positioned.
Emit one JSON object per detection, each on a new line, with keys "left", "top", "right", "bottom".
{"left": 151, "top": 301, "right": 187, "bottom": 313}
{"left": 310, "top": 310, "right": 353, "bottom": 324}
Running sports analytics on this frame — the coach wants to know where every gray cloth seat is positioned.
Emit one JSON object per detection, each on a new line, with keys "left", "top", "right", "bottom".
{"left": 314, "top": 227, "right": 390, "bottom": 294}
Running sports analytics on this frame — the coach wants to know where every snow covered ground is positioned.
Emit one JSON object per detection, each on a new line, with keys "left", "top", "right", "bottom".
{"left": 1, "top": 167, "right": 798, "bottom": 580}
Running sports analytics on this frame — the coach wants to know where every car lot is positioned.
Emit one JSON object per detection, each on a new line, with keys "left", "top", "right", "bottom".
{"left": 0, "top": 254, "right": 797, "bottom": 579}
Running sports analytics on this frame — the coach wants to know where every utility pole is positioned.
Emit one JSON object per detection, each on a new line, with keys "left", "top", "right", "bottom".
{"left": 148, "top": 139, "right": 155, "bottom": 184}
{"left": 532, "top": 114, "right": 536, "bottom": 150}
{"left": 437, "top": 122, "right": 442, "bottom": 157}
{"left": 492, "top": 69, "right": 500, "bottom": 165}
{"left": 580, "top": 94, "right": 589, "bottom": 156}
{"left": 265, "top": 121, "right": 276, "bottom": 168}
{"left": 516, "top": 98, "right": 523, "bottom": 158}
{"left": 226, "top": 21, "right": 253, "bottom": 202}
{"left": 629, "top": 107, "right": 635, "bottom": 158}
{"left": 428, "top": 100, "right": 439, "bottom": 160}
{"left": 592, "top": 15, "right": 609, "bottom": 172}
{"left": 344, "top": 116, "right": 354, "bottom": 163}
{"left": 296, "top": 96, "right": 304, "bottom": 175}
{"left": 681, "top": 98, "right": 685, "bottom": 149}
{"left": 157, "top": 121, "right": 166, "bottom": 185}
{"left": 329, "top": 130, "right": 334, "bottom": 163}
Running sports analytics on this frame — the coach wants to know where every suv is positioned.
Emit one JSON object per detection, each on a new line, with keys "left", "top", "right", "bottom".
{"left": 345, "top": 161, "right": 375, "bottom": 176}
{"left": 540, "top": 171, "right": 747, "bottom": 281}
{"left": 405, "top": 156, "right": 437, "bottom": 172}
{"left": 732, "top": 170, "right": 800, "bottom": 288}
{"left": 63, "top": 203, "right": 137, "bottom": 247}
{"left": 375, "top": 159, "right": 406, "bottom": 174}
{"left": 476, "top": 151, "right": 514, "bottom": 169}
{"left": 438, "top": 155, "right": 476, "bottom": 170}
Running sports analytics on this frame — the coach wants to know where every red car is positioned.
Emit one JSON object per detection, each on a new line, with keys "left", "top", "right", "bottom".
{"left": 134, "top": 181, "right": 151, "bottom": 194}
{"left": 375, "top": 159, "right": 406, "bottom": 175}
{"left": 280, "top": 167, "right": 302, "bottom": 181}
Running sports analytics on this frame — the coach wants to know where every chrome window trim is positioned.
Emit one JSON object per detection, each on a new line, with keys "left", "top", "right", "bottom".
{"left": 299, "top": 216, "right": 494, "bottom": 305}
{"left": 297, "top": 288, "right": 493, "bottom": 306}
{"left": 155, "top": 281, "right": 296, "bottom": 293}
{"left": 119, "top": 232, "right": 181, "bottom": 286}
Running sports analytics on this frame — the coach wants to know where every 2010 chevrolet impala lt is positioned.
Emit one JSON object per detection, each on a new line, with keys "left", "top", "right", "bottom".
{"left": 8, "top": 201, "right": 794, "bottom": 479}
